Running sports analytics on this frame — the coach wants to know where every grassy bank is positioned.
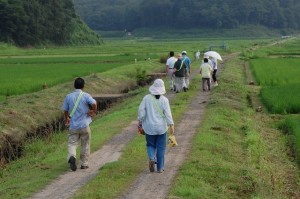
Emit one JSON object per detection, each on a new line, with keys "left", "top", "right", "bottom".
{"left": 169, "top": 56, "right": 299, "bottom": 198}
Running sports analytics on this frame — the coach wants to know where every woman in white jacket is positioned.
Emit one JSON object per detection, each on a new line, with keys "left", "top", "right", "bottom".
{"left": 138, "top": 79, "right": 174, "bottom": 173}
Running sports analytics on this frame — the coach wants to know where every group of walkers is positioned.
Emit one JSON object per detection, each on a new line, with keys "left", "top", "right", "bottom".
{"left": 62, "top": 50, "right": 219, "bottom": 174}
{"left": 166, "top": 50, "right": 218, "bottom": 93}
{"left": 166, "top": 51, "right": 192, "bottom": 93}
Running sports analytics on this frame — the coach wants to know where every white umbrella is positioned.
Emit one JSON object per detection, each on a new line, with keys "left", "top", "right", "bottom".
{"left": 204, "top": 51, "right": 222, "bottom": 61}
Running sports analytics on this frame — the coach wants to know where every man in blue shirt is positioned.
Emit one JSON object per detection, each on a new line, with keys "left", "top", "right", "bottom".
{"left": 181, "top": 51, "right": 191, "bottom": 91}
{"left": 62, "top": 77, "right": 97, "bottom": 171}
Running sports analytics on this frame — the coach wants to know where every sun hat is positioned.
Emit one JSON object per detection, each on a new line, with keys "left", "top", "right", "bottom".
{"left": 149, "top": 79, "right": 166, "bottom": 95}
{"left": 203, "top": 54, "right": 210, "bottom": 58}
{"left": 182, "top": 50, "right": 187, "bottom": 55}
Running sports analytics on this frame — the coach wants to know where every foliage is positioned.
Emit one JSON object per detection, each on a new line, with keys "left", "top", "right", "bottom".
{"left": 135, "top": 67, "right": 149, "bottom": 86}
{"left": 0, "top": 0, "right": 101, "bottom": 46}
{"left": 74, "top": 0, "right": 300, "bottom": 31}
{"left": 278, "top": 115, "right": 300, "bottom": 164}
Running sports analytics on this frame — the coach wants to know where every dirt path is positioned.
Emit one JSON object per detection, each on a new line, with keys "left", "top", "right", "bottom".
{"left": 119, "top": 86, "right": 211, "bottom": 199}
{"left": 30, "top": 60, "right": 225, "bottom": 199}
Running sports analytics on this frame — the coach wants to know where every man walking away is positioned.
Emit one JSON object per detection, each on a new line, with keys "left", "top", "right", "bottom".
{"left": 181, "top": 51, "right": 191, "bottom": 91}
{"left": 62, "top": 77, "right": 97, "bottom": 171}
{"left": 165, "top": 51, "right": 177, "bottom": 91}
{"left": 174, "top": 53, "right": 186, "bottom": 93}
{"left": 211, "top": 57, "right": 218, "bottom": 86}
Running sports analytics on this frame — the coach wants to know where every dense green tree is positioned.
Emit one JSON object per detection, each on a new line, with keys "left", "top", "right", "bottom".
{"left": 0, "top": 0, "right": 101, "bottom": 46}
{"left": 74, "top": 0, "right": 300, "bottom": 31}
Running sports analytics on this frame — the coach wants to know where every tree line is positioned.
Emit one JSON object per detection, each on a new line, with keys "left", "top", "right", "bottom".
{"left": 0, "top": 0, "right": 101, "bottom": 46}
{"left": 74, "top": 0, "right": 300, "bottom": 31}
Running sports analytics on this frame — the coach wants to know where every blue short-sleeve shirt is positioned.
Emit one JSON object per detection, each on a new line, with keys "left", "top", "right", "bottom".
{"left": 62, "top": 89, "right": 96, "bottom": 130}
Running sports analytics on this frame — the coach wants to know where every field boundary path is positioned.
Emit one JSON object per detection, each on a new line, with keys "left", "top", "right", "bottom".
{"left": 30, "top": 57, "right": 227, "bottom": 199}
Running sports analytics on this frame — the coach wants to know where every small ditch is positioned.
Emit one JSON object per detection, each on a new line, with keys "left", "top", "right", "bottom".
{"left": 0, "top": 72, "right": 166, "bottom": 166}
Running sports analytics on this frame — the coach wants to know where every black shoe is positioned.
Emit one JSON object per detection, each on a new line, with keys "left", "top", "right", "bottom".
{"left": 149, "top": 160, "right": 155, "bottom": 172}
{"left": 68, "top": 156, "right": 77, "bottom": 171}
{"left": 183, "top": 87, "right": 187, "bottom": 92}
{"left": 80, "top": 165, "right": 89, "bottom": 169}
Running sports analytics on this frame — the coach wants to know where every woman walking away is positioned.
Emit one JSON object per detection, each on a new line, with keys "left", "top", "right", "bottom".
{"left": 138, "top": 79, "right": 174, "bottom": 173}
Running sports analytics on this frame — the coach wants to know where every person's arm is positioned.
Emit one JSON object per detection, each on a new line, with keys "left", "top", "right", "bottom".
{"left": 88, "top": 103, "right": 97, "bottom": 117}
{"left": 64, "top": 111, "right": 70, "bottom": 127}
{"left": 163, "top": 98, "right": 174, "bottom": 134}
{"left": 166, "top": 64, "right": 169, "bottom": 74}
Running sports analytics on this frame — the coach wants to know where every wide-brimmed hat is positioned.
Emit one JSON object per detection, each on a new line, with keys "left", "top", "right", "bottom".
{"left": 149, "top": 79, "right": 166, "bottom": 95}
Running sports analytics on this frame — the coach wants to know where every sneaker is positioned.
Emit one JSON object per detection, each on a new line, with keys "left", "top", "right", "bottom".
{"left": 183, "top": 87, "right": 187, "bottom": 92}
{"left": 80, "top": 165, "right": 89, "bottom": 169}
{"left": 68, "top": 156, "right": 77, "bottom": 171}
{"left": 149, "top": 160, "right": 155, "bottom": 172}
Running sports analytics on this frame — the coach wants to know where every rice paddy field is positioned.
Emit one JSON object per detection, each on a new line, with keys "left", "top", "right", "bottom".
{"left": 249, "top": 37, "right": 300, "bottom": 161}
{"left": 0, "top": 38, "right": 271, "bottom": 101}
{"left": 250, "top": 58, "right": 300, "bottom": 113}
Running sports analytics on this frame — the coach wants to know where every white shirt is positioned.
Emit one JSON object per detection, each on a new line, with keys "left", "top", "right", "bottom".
{"left": 211, "top": 58, "right": 218, "bottom": 70}
{"left": 166, "top": 56, "right": 177, "bottom": 69}
{"left": 138, "top": 94, "right": 174, "bottom": 135}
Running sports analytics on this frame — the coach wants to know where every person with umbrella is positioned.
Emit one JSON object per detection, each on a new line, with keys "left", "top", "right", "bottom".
{"left": 211, "top": 57, "right": 218, "bottom": 86}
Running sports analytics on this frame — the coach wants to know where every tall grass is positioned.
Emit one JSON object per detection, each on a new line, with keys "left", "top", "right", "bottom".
{"left": 278, "top": 115, "right": 300, "bottom": 163}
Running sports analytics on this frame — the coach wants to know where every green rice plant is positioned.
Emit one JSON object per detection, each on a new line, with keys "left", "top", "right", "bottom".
{"left": 250, "top": 58, "right": 300, "bottom": 86}
{"left": 260, "top": 84, "right": 300, "bottom": 114}
{"left": 0, "top": 62, "right": 124, "bottom": 96}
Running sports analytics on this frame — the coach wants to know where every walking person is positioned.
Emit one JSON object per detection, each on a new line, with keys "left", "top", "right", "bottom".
{"left": 195, "top": 50, "right": 200, "bottom": 60}
{"left": 165, "top": 51, "right": 177, "bottom": 91}
{"left": 200, "top": 58, "right": 213, "bottom": 91}
{"left": 211, "top": 57, "right": 218, "bottom": 86}
{"left": 138, "top": 79, "right": 174, "bottom": 173}
{"left": 174, "top": 53, "right": 186, "bottom": 93}
{"left": 62, "top": 77, "right": 97, "bottom": 171}
{"left": 181, "top": 51, "right": 191, "bottom": 91}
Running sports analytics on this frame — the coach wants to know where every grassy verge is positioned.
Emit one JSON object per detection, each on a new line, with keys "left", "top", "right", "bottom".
{"left": 168, "top": 56, "right": 300, "bottom": 198}
{"left": 279, "top": 115, "right": 300, "bottom": 163}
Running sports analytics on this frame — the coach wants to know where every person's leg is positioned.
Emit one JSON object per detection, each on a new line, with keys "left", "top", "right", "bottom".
{"left": 168, "top": 70, "right": 173, "bottom": 90}
{"left": 68, "top": 130, "right": 80, "bottom": 171}
{"left": 171, "top": 73, "right": 175, "bottom": 90}
{"left": 156, "top": 133, "right": 167, "bottom": 172}
{"left": 174, "top": 77, "right": 179, "bottom": 92}
{"left": 214, "top": 70, "right": 218, "bottom": 86}
{"left": 145, "top": 134, "right": 157, "bottom": 172}
{"left": 212, "top": 70, "right": 217, "bottom": 82}
{"left": 80, "top": 126, "right": 91, "bottom": 168}
{"left": 202, "top": 78, "right": 206, "bottom": 91}
{"left": 68, "top": 130, "right": 80, "bottom": 160}
{"left": 185, "top": 72, "right": 190, "bottom": 88}
{"left": 179, "top": 77, "right": 185, "bottom": 92}
{"left": 207, "top": 78, "right": 211, "bottom": 90}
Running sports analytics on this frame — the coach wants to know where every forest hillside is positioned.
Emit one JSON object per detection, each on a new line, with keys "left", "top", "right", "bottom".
{"left": 0, "top": 0, "right": 101, "bottom": 46}
{"left": 74, "top": 0, "right": 300, "bottom": 32}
